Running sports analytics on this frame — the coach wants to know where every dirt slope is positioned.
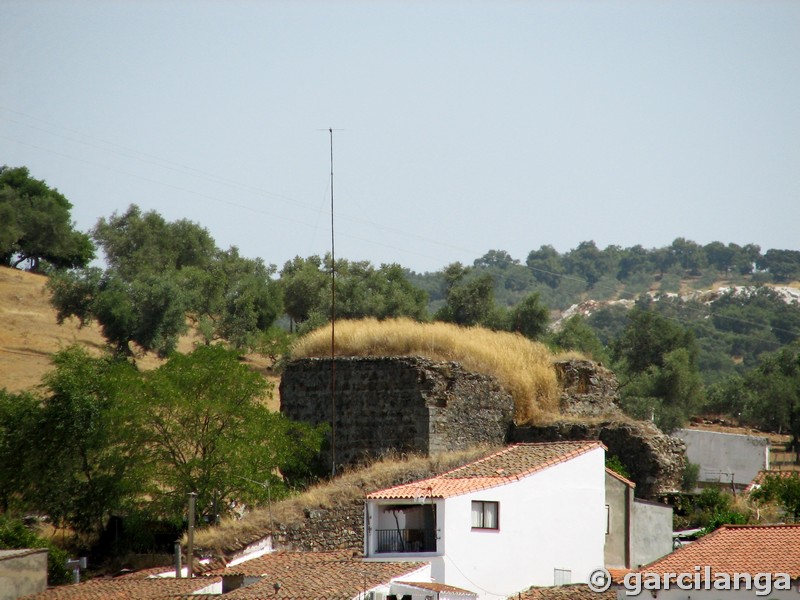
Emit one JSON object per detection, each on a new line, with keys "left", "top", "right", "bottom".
{"left": 0, "top": 266, "right": 110, "bottom": 392}
{"left": 0, "top": 266, "right": 278, "bottom": 407}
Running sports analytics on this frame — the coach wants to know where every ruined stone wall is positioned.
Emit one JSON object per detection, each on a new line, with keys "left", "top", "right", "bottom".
{"left": 271, "top": 504, "right": 364, "bottom": 552}
{"left": 281, "top": 356, "right": 686, "bottom": 499}
{"left": 280, "top": 357, "right": 514, "bottom": 468}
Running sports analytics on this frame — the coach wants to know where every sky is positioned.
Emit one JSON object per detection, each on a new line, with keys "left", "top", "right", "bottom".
{"left": 2, "top": 1, "right": 799, "bottom": 274}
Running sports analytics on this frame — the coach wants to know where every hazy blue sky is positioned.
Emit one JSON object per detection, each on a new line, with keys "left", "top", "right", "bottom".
{"left": 2, "top": 1, "right": 799, "bottom": 273}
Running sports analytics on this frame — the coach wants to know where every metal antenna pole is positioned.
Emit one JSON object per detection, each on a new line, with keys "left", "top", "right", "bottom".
{"left": 318, "top": 127, "right": 342, "bottom": 478}
{"left": 329, "top": 127, "right": 337, "bottom": 478}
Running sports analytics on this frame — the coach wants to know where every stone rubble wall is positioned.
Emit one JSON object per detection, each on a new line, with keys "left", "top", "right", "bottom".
{"left": 280, "top": 356, "right": 514, "bottom": 468}
{"left": 271, "top": 504, "right": 364, "bottom": 552}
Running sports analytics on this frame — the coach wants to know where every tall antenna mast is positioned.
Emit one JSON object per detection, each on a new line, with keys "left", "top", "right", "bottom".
{"left": 327, "top": 127, "right": 342, "bottom": 477}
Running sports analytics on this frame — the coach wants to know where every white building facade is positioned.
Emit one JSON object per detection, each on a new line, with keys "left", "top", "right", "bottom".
{"left": 364, "top": 442, "right": 608, "bottom": 600}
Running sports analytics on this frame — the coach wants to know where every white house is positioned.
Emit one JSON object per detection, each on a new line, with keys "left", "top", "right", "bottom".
{"left": 364, "top": 441, "right": 607, "bottom": 600}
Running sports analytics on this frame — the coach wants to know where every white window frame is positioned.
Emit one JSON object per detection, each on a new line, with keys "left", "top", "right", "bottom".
{"left": 554, "top": 568, "right": 572, "bottom": 585}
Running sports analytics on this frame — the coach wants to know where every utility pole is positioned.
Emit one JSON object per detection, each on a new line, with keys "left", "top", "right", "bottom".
{"left": 186, "top": 492, "right": 197, "bottom": 578}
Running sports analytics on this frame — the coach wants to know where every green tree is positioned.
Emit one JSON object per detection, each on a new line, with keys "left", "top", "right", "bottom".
{"left": 616, "top": 245, "right": 653, "bottom": 280}
{"left": 140, "top": 345, "right": 325, "bottom": 522}
{"left": 564, "top": 241, "right": 607, "bottom": 288}
{"left": 761, "top": 249, "right": 800, "bottom": 283}
{"left": 473, "top": 249, "right": 518, "bottom": 270}
{"left": 752, "top": 473, "right": 800, "bottom": 521}
{"left": 548, "top": 315, "right": 609, "bottom": 363}
{"left": 508, "top": 292, "right": 549, "bottom": 340}
{"left": 49, "top": 205, "right": 283, "bottom": 356}
{"left": 93, "top": 205, "right": 215, "bottom": 280}
{"left": 435, "top": 272, "right": 497, "bottom": 327}
{"left": 279, "top": 256, "right": 427, "bottom": 329}
{"left": 739, "top": 347, "right": 800, "bottom": 456}
{"left": 19, "top": 347, "right": 147, "bottom": 533}
{"left": 0, "top": 166, "right": 94, "bottom": 271}
{"left": 612, "top": 308, "right": 697, "bottom": 375}
{"left": 280, "top": 255, "right": 329, "bottom": 329}
{"left": 613, "top": 309, "right": 702, "bottom": 431}
{"left": 526, "top": 245, "right": 564, "bottom": 289}
{"left": 0, "top": 390, "right": 40, "bottom": 513}
{"left": 704, "top": 241, "right": 738, "bottom": 274}
{"left": 670, "top": 237, "right": 707, "bottom": 276}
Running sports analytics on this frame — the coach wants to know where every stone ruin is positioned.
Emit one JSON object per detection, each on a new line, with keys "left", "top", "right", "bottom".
{"left": 279, "top": 356, "right": 685, "bottom": 499}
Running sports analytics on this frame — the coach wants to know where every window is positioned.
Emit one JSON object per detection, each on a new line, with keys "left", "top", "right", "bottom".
{"left": 605, "top": 504, "right": 610, "bottom": 535}
{"left": 471, "top": 500, "right": 499, "bottom": 529}
{"left": 554, "top": 569, "right": 572, "bottom": 585}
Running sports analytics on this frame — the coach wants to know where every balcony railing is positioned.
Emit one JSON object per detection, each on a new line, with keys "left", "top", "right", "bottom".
{"left": 375, "top": 528, "right": 436, "bottom": 553}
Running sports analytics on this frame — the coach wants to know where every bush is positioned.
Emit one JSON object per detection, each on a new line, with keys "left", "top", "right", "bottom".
{"left": 681, "top": 463, "right": 700, "bottom": 492}
{"left": 606, "top": 455, "right": 631, "bottom": 479}
{"left": 0, "top": 515, "right": 71, "bottom": 585}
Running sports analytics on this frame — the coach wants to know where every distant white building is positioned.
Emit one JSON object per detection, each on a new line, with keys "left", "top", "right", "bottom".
{"left": 364, "top": 441, "right": 607, "bottom": 600}
{"left": 674, "top": 428, "right": 769, "bottom": 490}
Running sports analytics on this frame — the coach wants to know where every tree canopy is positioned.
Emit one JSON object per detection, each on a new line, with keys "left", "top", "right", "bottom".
{"left": 0, "top": 166, "right": 94, "bottom": 271}
{"left": 48, "top": 205, "right": 283, "bottom": 356}
{"left": 0, "top": 345, "right": 325, "bottom": 534}
{"left": 279, "top": 255, "right": 428, "bottom": 332}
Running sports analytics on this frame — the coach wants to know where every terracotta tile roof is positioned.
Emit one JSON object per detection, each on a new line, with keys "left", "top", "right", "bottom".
{"left": 211, "top": 550, "right": 428, "bottom": 599}
{"left": 605, "top": 467, "right": 635, "bottom": 488}
{"left": 747, "top": 469, "right": 800, "bottom": 492}
{"left": 368, "top": 442, "right": 605, "bottom": 500}
{"left": 512, "top": 584, "right": 616, "bottom": 599}
{"left": 641, "top": 524, "right": 800, "bottom": 578}
{"left": 607, "top": 568, "right": 632, "bottom": 584}
{"left": 20, "top": 576, "right": 221, "bottom": 599}
{"left": 23, "top": 551, "right": 427, "bottom": 600}
{"left": 395, "top": 580, "right": 476, "bottom": 595}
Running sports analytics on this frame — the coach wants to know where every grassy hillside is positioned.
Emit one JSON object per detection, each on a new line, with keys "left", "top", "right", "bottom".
{"left": 193, "top": 445, "right": 495, "bottom": 556}
{"left": 0, "top": 266, "right": 109, "bottom": 392}
{"left": 290, "top": 317, "right": 560, "bottom": 423}
{"left": 0, "top": 266, "right": 278, "bottom": 406}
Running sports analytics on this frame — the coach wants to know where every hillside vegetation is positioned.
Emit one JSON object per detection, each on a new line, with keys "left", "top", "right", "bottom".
{"left": 290, "top": 317, "right": 560, "bottom": 423}
{"left": 193, "top": 446, "right": 495, "bottom": 556}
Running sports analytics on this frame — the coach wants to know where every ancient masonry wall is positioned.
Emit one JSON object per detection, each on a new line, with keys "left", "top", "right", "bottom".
{"left": 271, "top": 504, "right": 364, "bottom": 552}
{"left": 280, "top": 356, "right": 515, "bottom": 468}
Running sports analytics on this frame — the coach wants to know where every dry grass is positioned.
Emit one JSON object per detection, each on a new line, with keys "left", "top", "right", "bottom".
{"left": 290, "top": 318, "right": 559, "bottom": 423}
{"left": 192, "top": 446, "right": 495, "bottom": 555}
{"left": 0, "top": 266, "right": 281, "bottom": 410}
{"left": 0, "top": 266, "right": 109, "bottom": 392}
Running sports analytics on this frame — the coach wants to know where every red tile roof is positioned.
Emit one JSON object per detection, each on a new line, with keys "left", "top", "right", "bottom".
{"left": 747, "top": 470, "right": 800, "bottom": 492}
{"left": 20, "top": 576, "right": 220, "bottom": 599}
{"left": 607, "top": 568, "right": 632, "bottom": 584}
{"left": 367, "top": 442, "right": 605, "bottom": 500}
{"left": 512, "top": 584, "right": 616, "bottom": 599}
{"left": 395, "top": 580, "right": 476, "bottom": 595}
{"left": 22, "top": 551, "right": 427, "bottom": 600}
{"left": 641, "top": 525, "right": 800, "bottom": 578}
{"left": 211, "top": 550, "right": 428, "bottom": 599}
